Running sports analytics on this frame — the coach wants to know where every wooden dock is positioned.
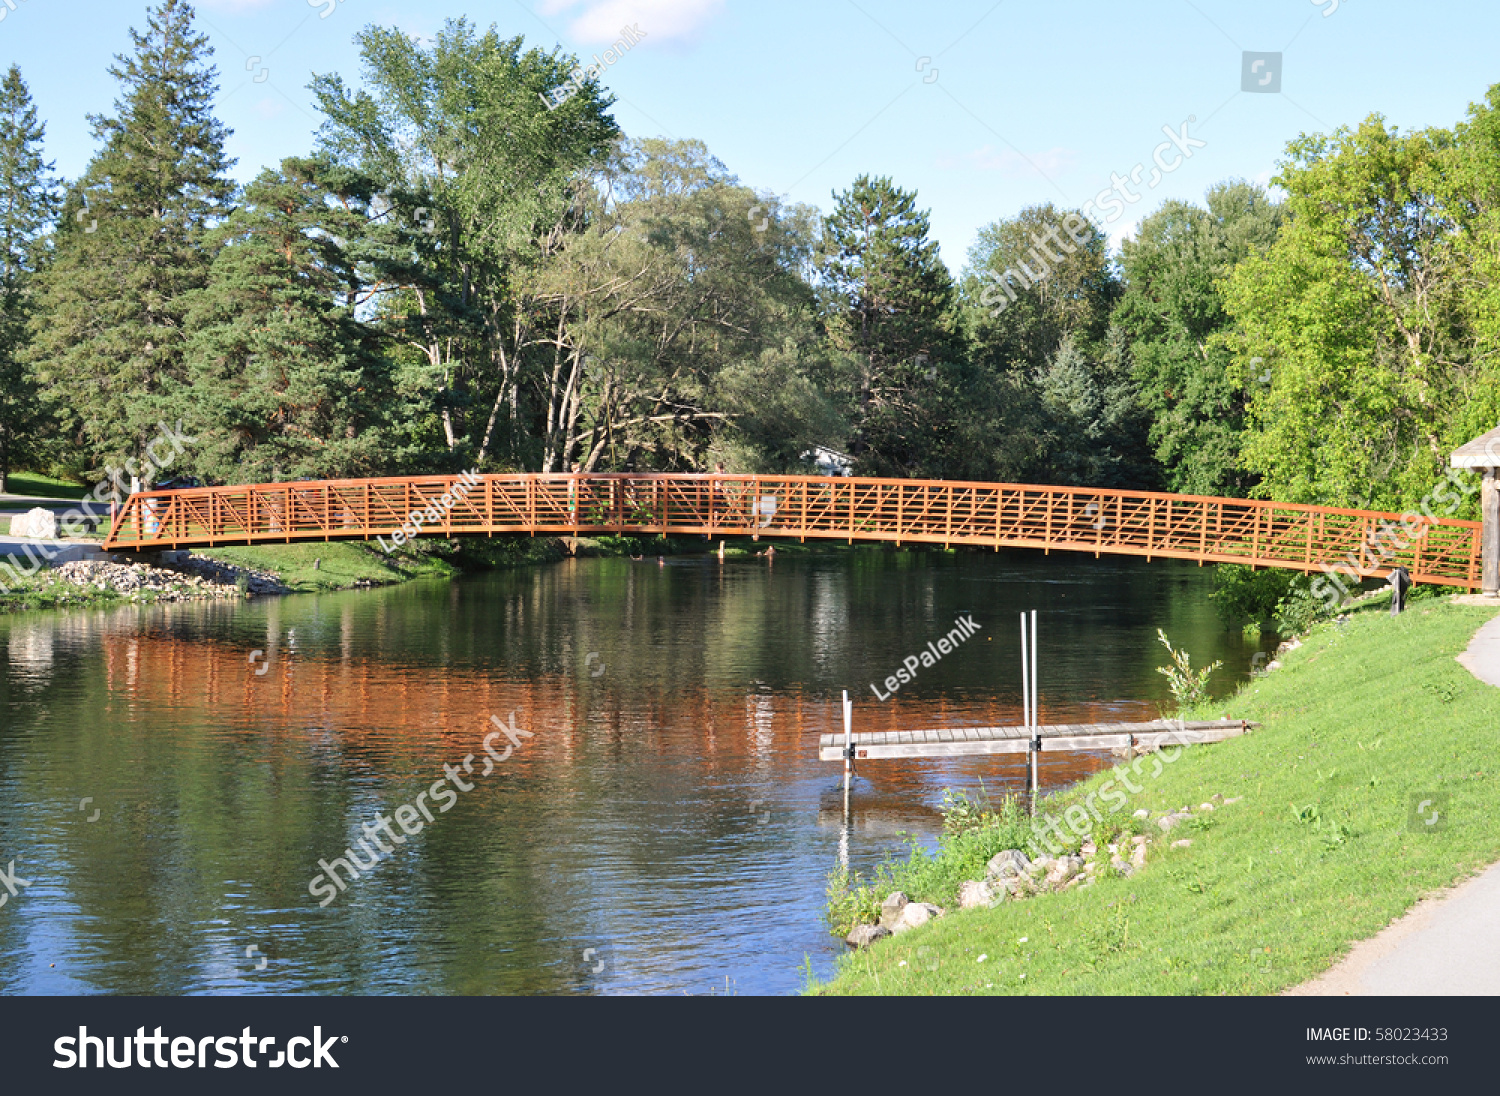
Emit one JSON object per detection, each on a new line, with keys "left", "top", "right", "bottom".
{"left": 817, "top": 718, "right": 1255, "bottom": 762}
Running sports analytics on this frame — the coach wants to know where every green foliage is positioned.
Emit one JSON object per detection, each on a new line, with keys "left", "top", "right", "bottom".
{"left": 825, "top": 790, "right": 1031, "bottom": 934}
{"left": 312, "top": 19, "right": 621, "bottom": 472}
{"left": 0, "top": 64, "right": 57, "bottom": 493}
{"left": 1274, "top": 579, "right": 1333, "bottom": 636}
{"left": 825, "top": 865, "right": 882, "bottom": 938}
{"left": 1155, "top": 629, "right": 1222, "bottom": 712}
{"left": 962, "top": 202, "right": 1119, "bottom": 377}
{"left": 17, "top": 6, "right": 1500, "bottom": 511}
{"left": 28, "top": 0, "right": 234, "bottom": 471}
{"left": 541, "top": 137, "right": 832, "bottom": 473}
{"left": 818, "top": 174, "right": 960, "bottom": 477}
{"left": 177, "top": 157, "right": 393, "bottom": 483}
{"left": 1115, "top": 181, "right": 1283, "bottom": 497}
{"left": 1222, "top": 116, "right": 1485, "bottom": 512}
{"left": 954, "top": 202, "right": 1132, "bottom": 485}
{"left": 1030, "top": 328, "right": 1156, "bottom": 487}
{"left": 1210, "top": 564, "right": 1296, "bottom": 628}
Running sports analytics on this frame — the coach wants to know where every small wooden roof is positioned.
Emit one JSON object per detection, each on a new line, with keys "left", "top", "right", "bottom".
{"left": 1451, "top": 425, "right": 1500, "bottom": 468}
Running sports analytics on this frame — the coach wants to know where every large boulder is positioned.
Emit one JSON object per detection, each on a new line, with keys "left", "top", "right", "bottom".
{"left": 985, "top": 849, "right": 1030, "bottom": 881}
{"left": 846, "top": 923, "right": 891, "bottom": 949}
{"left": 958, "top": 880, "right": 1000, "bottom": 909}
{"left": 891, "top": 902, "right": 944, "bottom": 934}
{"left": 879, "top": 891, "right": 909, "bottom": 930}
{"left": 9, "top": 507, "right": 58, "bottom": 539}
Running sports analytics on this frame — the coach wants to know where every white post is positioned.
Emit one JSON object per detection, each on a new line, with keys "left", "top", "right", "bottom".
{"left": 1029, "top": 610, "right": 1039, "bottom": 802}
{"left": 1021, "top": 612, "right": 1034, "bottom": 806}
{"left": 1020, "top": 612, "right": 1031, "bottom": 730}
{"left": 842, "top": 689, "right": 852, "bottom": 781}
{"left": 1030, "top": 610, "right": 1038, "bottom": 726}
{"left": 841, "top": 689, "right": 853, "bottom": 868}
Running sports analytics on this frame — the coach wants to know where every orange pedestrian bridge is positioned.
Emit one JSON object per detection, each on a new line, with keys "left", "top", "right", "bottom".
{"left": 101, "top": 472, "right": 1485, "bottom": 590}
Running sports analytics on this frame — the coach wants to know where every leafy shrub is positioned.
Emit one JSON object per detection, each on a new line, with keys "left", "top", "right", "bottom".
{"left": 1155, "top": 630, "right": 1222, "bottom": 712}
{"left": 825, "top": 866, "right": 882, "bottom": 938}
{"left": 824, "top": 791, "right": 1032, "bottom": 934}
{"left": 1274, "top": 577, "right": 1331, "bottom": 636}
{"left": 1210, "top": 564, "right": 1295, "bottom": 628}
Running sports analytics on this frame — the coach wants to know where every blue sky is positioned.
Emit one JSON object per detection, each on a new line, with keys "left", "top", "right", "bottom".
{"left": 4, "top": 0, "right": 1499, "bottom": 270}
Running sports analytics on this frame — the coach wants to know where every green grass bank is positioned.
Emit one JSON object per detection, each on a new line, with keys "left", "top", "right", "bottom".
{"left": 815, "top": 595, "right": 1500, "bottom": 995}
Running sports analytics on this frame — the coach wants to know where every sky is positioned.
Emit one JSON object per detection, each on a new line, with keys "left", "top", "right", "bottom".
{"left": 3, "top": 0, "right": 1500, "bottom": 271}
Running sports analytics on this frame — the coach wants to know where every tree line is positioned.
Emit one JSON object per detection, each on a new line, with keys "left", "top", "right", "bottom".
{"left": 1, "top": 0, "right": 1498, "bottom": 522}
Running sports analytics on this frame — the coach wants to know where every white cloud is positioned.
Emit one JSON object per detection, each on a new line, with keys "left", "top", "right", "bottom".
{"left": 538, "top": 0, "right": 726, "bottom": 44}
{"left": 937, "top": 144, "right": 1076, "bottom": 181}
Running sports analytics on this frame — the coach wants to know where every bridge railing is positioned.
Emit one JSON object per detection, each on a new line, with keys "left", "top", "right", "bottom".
{"left": 103, "top": 473, "right": 1484, "bottom": 588}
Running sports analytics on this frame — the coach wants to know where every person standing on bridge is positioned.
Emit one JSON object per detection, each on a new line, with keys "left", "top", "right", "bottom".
{"left": 568, "top": 462, "right": 581, "bottom": 523}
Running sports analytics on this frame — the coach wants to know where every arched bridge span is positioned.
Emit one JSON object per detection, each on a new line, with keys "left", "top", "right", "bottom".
{"left": 102, "top": 473, "right": 1484, "bottom": 589}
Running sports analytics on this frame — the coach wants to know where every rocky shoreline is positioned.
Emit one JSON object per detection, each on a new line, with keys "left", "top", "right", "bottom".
{"left": 845, "top": 794, "right": 1243, "bottom": 949}
{"left": 32, "top": 554, "right": 288, "bottom": 604}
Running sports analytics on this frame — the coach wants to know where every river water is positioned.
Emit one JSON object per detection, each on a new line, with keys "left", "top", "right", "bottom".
{"left": 0, "top": 548, "right": 1269, "bottom": 996}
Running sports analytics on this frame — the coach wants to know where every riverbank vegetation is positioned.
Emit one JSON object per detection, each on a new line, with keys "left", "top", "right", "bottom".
{"left": 815, "top": 594, "right": 1500, "bottom": 995}
{"left": 2, "top": 2, "right": 1497, "bottom": 533}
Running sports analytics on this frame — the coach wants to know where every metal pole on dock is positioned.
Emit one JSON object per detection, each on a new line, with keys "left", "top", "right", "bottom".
{"left": 840, "top": 689, "right": 853, "bottom": 869}
{"left": 1023, "top": 610, "right": 1040, "bottom": 811}
{"left": 1020, "top": 612, "right": 1031, "bottom": 727}
{"left": 842, "top": 690, "right": 853, "bottom": 781}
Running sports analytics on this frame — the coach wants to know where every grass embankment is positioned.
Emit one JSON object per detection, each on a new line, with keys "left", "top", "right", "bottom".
{"left": 1, "top": 472, "right": 89, "bottom": 499}
{"left": 816, "top": 594, "right": 1500, "bottom": 995}
{"left": 199, "top": 540, "right": 462, "bottom": 593}
{"left": 0, "top": 575, "right": 130, "bottom": 612}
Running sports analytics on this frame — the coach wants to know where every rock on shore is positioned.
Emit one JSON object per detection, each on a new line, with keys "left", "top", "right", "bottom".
{"left": 47, "top": 556, "right": 287, "bottom": 602}
{"left": 841, "top": 796, "right": 1244, "bottom": 949}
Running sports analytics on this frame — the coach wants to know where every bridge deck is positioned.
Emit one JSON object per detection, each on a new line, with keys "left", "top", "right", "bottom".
{"left": 100, "top": 473, "right": 1484, "bottom": 588}
{"left": 817, "top": 718, "right": 1256, "bottom": 762}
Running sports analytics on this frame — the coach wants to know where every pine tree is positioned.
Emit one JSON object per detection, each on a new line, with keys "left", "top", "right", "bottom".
{"left": 177, "top": 158, "right": 393, "bottom": 484}
{"left": 818, "top": 175, "right": 957, "bottom": 475}
{"left": 0, "top": 65, "right": 58, "bottom": 493}
{"left": 28, "top": 0, "right": 233, "bottom": 474}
